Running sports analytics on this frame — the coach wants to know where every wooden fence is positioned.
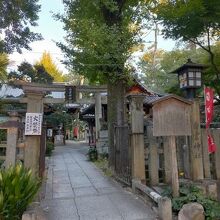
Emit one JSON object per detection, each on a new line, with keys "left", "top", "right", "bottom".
{"left": 144, "top": 124, "right": 220, "bottom": 185}
{"left": 0, "top": 128, "right": 25, "bottom": 164}
{"left": 114, "top": 125, "right": 132, "bottom": 185}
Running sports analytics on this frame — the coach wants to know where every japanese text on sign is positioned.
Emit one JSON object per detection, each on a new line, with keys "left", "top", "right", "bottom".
{"left": 25, "top": 113, "right": 43, "bottom": 135}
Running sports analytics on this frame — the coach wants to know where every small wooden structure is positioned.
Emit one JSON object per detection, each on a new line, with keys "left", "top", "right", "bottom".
{"left": 151, "top": 95, "right": 192, "bottom": 197}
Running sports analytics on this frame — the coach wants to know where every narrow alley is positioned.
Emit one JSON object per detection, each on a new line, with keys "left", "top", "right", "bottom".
{"left": 40, "top": 141, "right": 157, "bottom": 220}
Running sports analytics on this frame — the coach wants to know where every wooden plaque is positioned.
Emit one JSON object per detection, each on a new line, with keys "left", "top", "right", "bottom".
{"left": 152, "top": 95, "right": 192, "bottom": 136}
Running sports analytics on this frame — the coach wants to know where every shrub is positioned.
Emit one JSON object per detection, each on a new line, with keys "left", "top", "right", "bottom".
{"left": 162, "top": 183, "right": 220, "bottom": 220}
{"left": 46, "top": 141, "right": 54, "bottom": 156}
{"left": 88, "top": 147, "right": 98, "bottom": 161}
{"left": 0, "top": 164, "right": 41, "bottom": 220}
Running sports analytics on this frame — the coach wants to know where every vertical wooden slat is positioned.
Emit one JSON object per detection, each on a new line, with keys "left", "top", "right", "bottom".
{"left": 213, "top": 129, "right": 220, "bottom": 179}
{"left": 148, "top": 125, "right": 159, "bottom": 185}
{"left": 190, "top": 100, "right": 204, "bottom": 180}
{"left": 183, "top": 136, "right": 191, "bottom": 179}
{"left": 201, "top": 129, "right": 211, "bottom": 178}
{"left": 169, "top": 135, "right": 179, "bottom": 197}
{"left": 176, "top": 136, "right": 184, "bottom": 173}
{"left": 163, "top": 136, "right": 171, "bottom": 184}
{"left": 114, "top": 125, "right": 131, "bottom": 185}
{"left": 39, "top": 123, "right": 46, "bottom": 178}
{"left": 149, "top": 140, "right": 159, "bottom": 185}
{"left": 5, "top": 127, "right": 18, "bottom": 168}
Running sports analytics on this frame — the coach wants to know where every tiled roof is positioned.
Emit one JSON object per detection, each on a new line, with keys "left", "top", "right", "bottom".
{"left": 143, "top": 95, "right": 163, "bottom": 105}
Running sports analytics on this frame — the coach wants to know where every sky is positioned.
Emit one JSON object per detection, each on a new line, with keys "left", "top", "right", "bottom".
{"left": 9, "top": 0, "right": 67, "bottom": 73}
{"left": 8, "top": 0, "right": 176, "bottom": 74}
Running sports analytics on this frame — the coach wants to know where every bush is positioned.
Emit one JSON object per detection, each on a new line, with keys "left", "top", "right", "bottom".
{"left": 0, "top": 164, "right": 41, "bottom": 220}
{"left": 88, "top": 147, "right": 98, "bottom": 161}
{"left": 46, "top": 141, "right": 54, "bottom": 156}
{"left": 162, "top": 183, "right": 220, "bottom": 220}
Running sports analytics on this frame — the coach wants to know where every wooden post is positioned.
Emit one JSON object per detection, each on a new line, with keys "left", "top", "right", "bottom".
{"left": 190, "top": 100, "right": 204, "bottom": 180}
{"left": 95, "top": 92, "right": 102, "bottom": 141}
{"left": 213, "top": 129, "right": 220, "bottom": 179}
{"left": 24, "top": 91, "right": 44, "bottom": 176}
{"left": 5, "top": 112, "right": 19, "bottom": 168}
{"left": 169, "top": 135, "right": 179, "bottom": 197}
{"left": 39, "top": 122, "right": 46, "bottom": 178}
{"left": 128, "top": 94, "right": 146, "bottom": 182}
{"left": 201, "top": 129, "right": 211, "bottom": 178}
{"left": 148, "top": 127, "right": 159, "bottom": 185}
{"left": 163, "top": 136, "right": 172, "bottom": 184}
{"left": 183, "top": 136, "right": 191, "bottom": 179}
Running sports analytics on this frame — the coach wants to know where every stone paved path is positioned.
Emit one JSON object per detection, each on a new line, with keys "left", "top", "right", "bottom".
{"left": 41, "top": 141, "right": 157, "bottom": 220}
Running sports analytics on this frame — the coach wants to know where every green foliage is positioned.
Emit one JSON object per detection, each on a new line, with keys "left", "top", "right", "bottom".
{"left": 45, "top": 107, "right": 73, "bottom": 130}
{"left": 201, "top": 42, "right": 220, "bottom": 96}
{"left": 46, "top": 141, "right": 55, "bottom": 157}
{"left": 8, "top": 61, "right": 54, "bottom": 84}
{"left": 154, "top": 0, "right": 220, "bottom": 98}
{"left": 58, "top": 0, "right": 148, "bottom": 83}
{"left": 140, "top": 46, "right": 206, "bottom": 94}
{"left": 155, "top": 0, "right": 220, "bottom": 41}
{"left": 0, "top": 0, "right": 42, "bottom": 53}
{"left": 0, "top": 130, "right": 6, "bottom": 143}
{"left": 94, "top": 156, "right": 112, "bottom": 177}
{"left": 0, "top": 164, "right": 41, "bottom": 220}
{"left": 36, "top": 51, "right": 64, "bottom": 82}
{"left": 0, "top": 54, "right": 8, "bottom": 83}
{"left": 87, "top": 147, "right": 98, "bottom": 162}
{"left": 162, "top": 184, "right": 220, "bottom": 220}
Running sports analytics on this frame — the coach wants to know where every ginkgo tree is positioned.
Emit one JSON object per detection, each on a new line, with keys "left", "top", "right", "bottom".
{"left": 36, "top": 51, "right": 64, "bottom": 82}
{"left": 0, "top": 53, "right": 9, "bottom": 84}
{"left": 58, "top": 0, "right": 150, "bottom": 168}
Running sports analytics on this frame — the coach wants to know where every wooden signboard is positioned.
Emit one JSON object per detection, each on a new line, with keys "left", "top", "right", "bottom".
{"left": 151, "top": 95, "right": 192, "bottom": 197}
{"left": 152, "top": 95, "right": 192, "bottom": 137}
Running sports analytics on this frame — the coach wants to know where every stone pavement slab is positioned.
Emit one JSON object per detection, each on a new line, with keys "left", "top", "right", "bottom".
{"left": 41, "top": 141, "right": 157, "bottom": 220}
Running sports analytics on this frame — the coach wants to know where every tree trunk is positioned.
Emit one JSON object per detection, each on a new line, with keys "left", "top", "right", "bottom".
{"left": 107, "top": 79, "right": 126, "bottom": 170}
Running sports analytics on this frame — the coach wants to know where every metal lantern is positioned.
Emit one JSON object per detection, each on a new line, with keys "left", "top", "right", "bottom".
{"left": 171, "top": 59, "right": 205, "bottom": 99}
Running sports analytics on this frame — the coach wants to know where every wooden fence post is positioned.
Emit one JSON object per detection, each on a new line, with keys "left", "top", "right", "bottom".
{"left": 190, "top": 100, "right": 204, "bottom": 180}
{"left": 147, "top": 126, "right": 159, "bottom": 185}
{"left": 212, "top": 129, "right": 220, "bottom": 179}
{"left": 95, "top": 92, "right": 102, "bottom": 140}
{"left": 128, "top": 94, "right": 146, "bottom": 182}
{"left": 169, "top": 135, "right": 179, "bottom": 197}
{"left": 183, "top": 136, "right": 191, "bottom": 179}
{"left": 163, "top": 137, "right": 172, "bottom": 184}
{"left": 5, "top": 112, "right": 19, "bottom": 168}
{"left": 201, "top": 129, "right": 211, "bottom": 179}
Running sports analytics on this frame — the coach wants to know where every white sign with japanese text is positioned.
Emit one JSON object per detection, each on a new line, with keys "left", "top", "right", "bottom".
{"left": 25, "top": 113, "right": 43, "bottom": 135}
{"left": 47, "top": 129, "right": 53, "bottom": 137}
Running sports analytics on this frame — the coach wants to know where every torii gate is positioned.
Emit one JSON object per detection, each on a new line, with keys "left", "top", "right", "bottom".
{"left": 7, "top": 81, "right": 107, "bottom": 176}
